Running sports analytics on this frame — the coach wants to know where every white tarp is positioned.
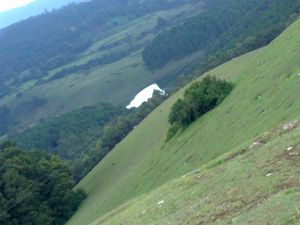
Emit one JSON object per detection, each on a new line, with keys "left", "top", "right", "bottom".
{"left": 126, "top": 83, "right": 165, "bottom": 109}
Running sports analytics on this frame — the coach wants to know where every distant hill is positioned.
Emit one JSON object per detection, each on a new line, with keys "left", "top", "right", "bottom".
{"left": 0, "top": 0, "right": 88, "bottom": 29}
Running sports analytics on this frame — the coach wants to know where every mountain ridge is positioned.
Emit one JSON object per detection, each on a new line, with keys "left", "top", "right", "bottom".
{"left": 0, "top": 0, "right": 88, "bottom": 29}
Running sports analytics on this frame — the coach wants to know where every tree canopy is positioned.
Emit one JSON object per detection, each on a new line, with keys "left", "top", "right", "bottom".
{"left": 0, "top": 142, "right": 86, "bottom": 225}
{"left": 167, "top": 76, "right": 233, "bottom": 140}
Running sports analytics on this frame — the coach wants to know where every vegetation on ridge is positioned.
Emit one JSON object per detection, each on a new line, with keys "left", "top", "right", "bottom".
{"left": 143, "top": 0, "right": 300, "bottom": 71}
{"left": 167, "top": 76, "right": 233, "bottom": 140}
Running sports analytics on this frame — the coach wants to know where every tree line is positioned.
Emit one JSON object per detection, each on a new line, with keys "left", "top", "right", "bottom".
{"left": 142, "top": 0, "right": 300, "bottom": 70}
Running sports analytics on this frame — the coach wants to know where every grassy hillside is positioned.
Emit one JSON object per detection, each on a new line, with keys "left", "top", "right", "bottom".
{"left": 92, "top": 121, "right": 300, "bottom": 225}
{"left": 67, "top": 18, "right": 300, "bottom": 225}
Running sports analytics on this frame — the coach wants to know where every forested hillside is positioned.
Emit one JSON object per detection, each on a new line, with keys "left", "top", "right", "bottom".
{"left": 0, "top": 0, "right": 203, "bottom": 138}
{"left": 12, "top": 92, "right": 166, "bottom": 182}
{"left": 143, "top": 0, "right": 300, "bottom": 70}
{"left": 0, "top": 0, "right": 192, "bottom": 98}
{"left": 0, "top": 142, "right": 86, "bottom": 225}
{"left": 13, "top": 103, "right": 125, "bottom": 181}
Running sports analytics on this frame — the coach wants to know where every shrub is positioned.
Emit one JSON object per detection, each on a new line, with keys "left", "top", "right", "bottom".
{"left": 167, "top": 76, "right": 233, "bottom": 140}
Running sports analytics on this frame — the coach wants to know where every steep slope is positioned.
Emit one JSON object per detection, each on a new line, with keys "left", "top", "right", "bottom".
{"left": 67, "top": 18, "right": 300, "bottom": 225}
{"left": 93, "top": 122, "right": 300, "bottom": 225}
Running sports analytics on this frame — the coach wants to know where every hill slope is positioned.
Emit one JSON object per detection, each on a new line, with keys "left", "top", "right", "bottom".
{"left": 67, "top": 17, "right": 300, "bottom": 225}
{"left": 93, "top": 121, "right": 300, "bottom": 225}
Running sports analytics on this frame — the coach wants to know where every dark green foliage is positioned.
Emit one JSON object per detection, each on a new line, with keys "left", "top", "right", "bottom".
{"left": 143, "top": 0, "right": 300, "bottom": 70}
{"left": 167, "top": 77, "right": 233, "bottom": 140}
{"left": 101, "top": 90, "right": 167, "bottom": 151}
{"left": 13, "top": 103, "right": 125, "bottom": 182}
{"left": 13, "top": 93, "right": 166, "bottom": 182}
{"left": 0, "top": 141, "right": 86, "bottom": 225}
{"left": 76, "top": 91, "right": 167, "bottom": 178}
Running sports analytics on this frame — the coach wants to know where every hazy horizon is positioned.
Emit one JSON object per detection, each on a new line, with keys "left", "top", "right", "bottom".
{"left": 0, "top": 0, "right": 36, "bottom": 12}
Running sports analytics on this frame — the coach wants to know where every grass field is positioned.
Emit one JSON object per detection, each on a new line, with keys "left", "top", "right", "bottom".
{"left": 0, "top": 1, "right": 205, "bottom": 134}
{"left": 92, "top": 122, "right": 300, "bottom": 225}
{"left": 67, "top": 18, "right": 300, "bottom": 225}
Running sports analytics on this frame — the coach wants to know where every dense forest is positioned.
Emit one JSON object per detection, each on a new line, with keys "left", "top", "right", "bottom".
{"left": 13, "top": 92, "right": 167, "bottom": 182}
{"left": 0, "top": 142, "right": 86, "bottom": 225}
{"left": 142, "top": 0, "right": 300, "bottom": 70}
{"left": 0, "top": 0, "right": 193, "bottom": 98}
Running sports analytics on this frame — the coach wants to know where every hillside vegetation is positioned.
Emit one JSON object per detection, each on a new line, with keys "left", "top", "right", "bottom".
{"left": 167, "top": 76, "right": 233, "bottom": 140}
{"left": 0, "top": 0, "right": 193, "bottom": 96}
{"left": 0, "top": 0, "right": 203, "bottom": 135}
{"left": 67, "top": 18, "right": 300, "bottom": 225}
{"left": 12, "top": 93, "right": 166, "bottom": 182}
{"left": 0, "top": 142, "right": 85, "bottom": 225}
{"left": 143, "top": 0, "right": 300, "bottom": 70}
{"left": 12, "top": 103, "right": 126, "bottom": 181}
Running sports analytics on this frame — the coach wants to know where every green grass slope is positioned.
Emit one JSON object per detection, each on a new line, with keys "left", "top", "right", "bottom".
{"left": 67, "top": 18, "right": 300, "bottom": 225}
{"left": 93, "top": 121, "right": 300, "bottom": 225}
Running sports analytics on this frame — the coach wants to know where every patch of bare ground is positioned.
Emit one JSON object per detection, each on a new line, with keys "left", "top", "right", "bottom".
{"left": 273, "top": 146, "right": 300, "bottom": 166}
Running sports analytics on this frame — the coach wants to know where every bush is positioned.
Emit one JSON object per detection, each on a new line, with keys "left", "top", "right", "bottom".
{"left": 167, "top": 76, "right": 233, "bottom": 140}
